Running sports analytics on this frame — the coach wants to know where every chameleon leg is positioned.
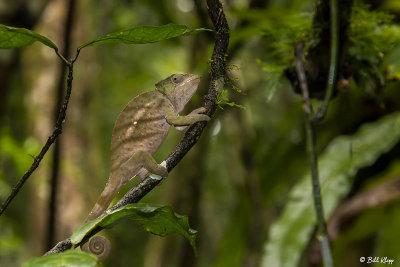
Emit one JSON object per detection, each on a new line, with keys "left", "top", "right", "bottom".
{"left": 190, "top": 107, "right": 207, "bottom": 114}
{"left": 166, "top": 105, "right": 210, "bottom": 127}
{"left": 175, "top": 107, "right": 208, "bottom": 131}
{"left": 128, "top": 151, "right": 168, "bottom": 180}
{"left": 117, "top": 150, "right": 168, "bottom": 180}
{"left": 87, "top": 150, "right": 168, "bottom": 221}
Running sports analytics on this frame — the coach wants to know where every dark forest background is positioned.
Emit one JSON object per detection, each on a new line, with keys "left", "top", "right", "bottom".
{"left": 1, "top": 0, "right": 400, "bottom": 266}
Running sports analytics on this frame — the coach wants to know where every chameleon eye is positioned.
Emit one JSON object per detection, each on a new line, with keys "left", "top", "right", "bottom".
{"left": 172, "top": 75, "right": 184, "bottom": 84}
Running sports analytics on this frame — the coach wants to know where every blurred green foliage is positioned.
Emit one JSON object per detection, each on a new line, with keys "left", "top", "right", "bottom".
{"left": 232, "top": 3, "right": 316, "bottom": 100}
{"left": 349, "top": 1, "right": 400, "bottom": 85}
{"left": 1, "top": 0, "right": 400, "bottom": 267}
{"left": 262, "top": 112, "right": 400, "bottom": 267}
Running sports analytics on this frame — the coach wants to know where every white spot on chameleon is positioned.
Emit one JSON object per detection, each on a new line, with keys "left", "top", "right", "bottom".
{"left": 125, "top": 126, "right": 134, "bottom": 137}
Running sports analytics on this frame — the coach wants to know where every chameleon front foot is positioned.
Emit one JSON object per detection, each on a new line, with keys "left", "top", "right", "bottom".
{"left": 149, "top": 161, "right": 167, "bottom": 181}
{"left": 190, "top": 107, "right": 207, "bottom": 114}
{"left": 81, "top": 235, "right": 111, "bottom": 261}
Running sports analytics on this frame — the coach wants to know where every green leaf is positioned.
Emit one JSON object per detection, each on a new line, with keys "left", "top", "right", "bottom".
{"left": 0, "top": 24, "right": 58, "bottom": 50}
{"left": 260, "top": 112, "right": 400, "bottom": 267}
{"left": 216, "top": 89, "right": 246, "bottom": 110}
{"left": 71, "top": 203, "right": 198, "bottom": 255}
{"left": 78, "top": 24, "right": 210, "bottom": 50}
{"left": 22, "top": 250, "right": 98, "bottom": 267}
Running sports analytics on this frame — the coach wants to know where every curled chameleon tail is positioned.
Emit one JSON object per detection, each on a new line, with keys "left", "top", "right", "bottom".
{"left": 81, "top": 236, "right": 111, "bottom": 261}
{"left": 80, "top": 177, "right": 118, "bottom": 260}
{"left": 81, "top": 177, "right": 118, "bottom": 260}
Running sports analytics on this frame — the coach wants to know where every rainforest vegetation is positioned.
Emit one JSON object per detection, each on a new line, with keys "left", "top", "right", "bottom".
{"left": 1, "top": 0, "right": 400, "bottom": 266}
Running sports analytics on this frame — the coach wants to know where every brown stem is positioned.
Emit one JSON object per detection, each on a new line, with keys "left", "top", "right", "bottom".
{"left": 0, "top": 61, "right": 75, "bottom": 216}
{"left": 47, "top": 0, "right": 76, "bottom": 250}
{"left": 294, "top": 43, "right": 333, "bottom": 267}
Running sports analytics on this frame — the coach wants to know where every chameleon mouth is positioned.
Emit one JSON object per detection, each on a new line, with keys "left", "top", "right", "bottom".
{"left": 184, "top": 75, "right": 200, "bottom": 86}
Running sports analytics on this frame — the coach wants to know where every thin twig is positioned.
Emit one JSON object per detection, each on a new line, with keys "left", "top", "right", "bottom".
{"left": 0, "top": 61, "right": 75, "bottom": 216}
{"left": 55, "top": 50, "right": 70, "bottom": 65}
{"left": 46, "top": 0, "right": 230, "bottom": 255}
{"left": 313, "top": 0, "right": 338, "bottom": 123}
{"left": 295, "top": 43, "right": 333, "bottom": 267}
{"left": 47, "top": 0, "right": 76, "bottom": 250}
{"left": 72, "top": 49, "right": 80, "bottom": 63}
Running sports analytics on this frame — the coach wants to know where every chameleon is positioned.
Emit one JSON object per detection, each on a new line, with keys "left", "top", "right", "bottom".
{"left": 82, "top": 73, "right": 210, "bottom": 260}
{"left": 87, "top": 73, "right": 210, "bottom": 221}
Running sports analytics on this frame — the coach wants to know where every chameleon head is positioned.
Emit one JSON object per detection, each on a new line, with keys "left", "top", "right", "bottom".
{"left": 155, "top": 73, "right": 200, "bottom": 113}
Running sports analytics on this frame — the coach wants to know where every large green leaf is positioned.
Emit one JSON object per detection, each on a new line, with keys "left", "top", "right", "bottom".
{"left": 22, "top": 250, "right": 98, "bottom": 267}
{"left": 71, "top": 203, "right": 198, "bottom": 254}
{"left": 260, "top": 112, "right": 400, "bottom": 267}
{"left": 78, "top": 24, "right": 209, "bottom": 50}
{"left": 0, "top": 24, "right": 58, "bottom": 50}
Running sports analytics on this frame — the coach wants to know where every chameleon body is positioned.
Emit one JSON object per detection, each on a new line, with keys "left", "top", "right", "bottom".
{"left": 87, "top": 73, "right": 210, "bottom": 221}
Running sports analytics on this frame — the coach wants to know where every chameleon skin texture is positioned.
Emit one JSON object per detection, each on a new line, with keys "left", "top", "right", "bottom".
{"left": 110, "top": 90, "right": 172, "bottom": 173}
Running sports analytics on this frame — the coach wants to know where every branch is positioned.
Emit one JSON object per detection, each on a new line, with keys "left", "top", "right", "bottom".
{"left": 0, "top": 59, "right": 76, "bottom": 216}
{"left": 294, "top": 43, "right": 333, "bottom": 267}
{"left": 47, "top": 0, "right": 230, "bottom": 255}
{"left": 313, "top": 0, "right": 339, "bottom": 122}
{"left": 47, "top": 0, "right": 76, "bottom": 250}
{"left": 292, "top": 1, "right": 339, "bottom": 264}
